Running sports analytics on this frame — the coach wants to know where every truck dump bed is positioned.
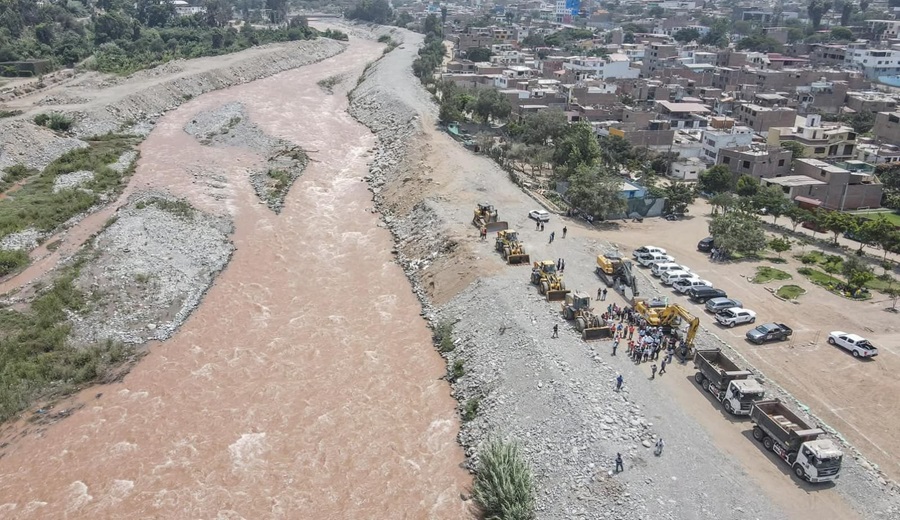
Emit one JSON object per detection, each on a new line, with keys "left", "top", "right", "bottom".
{"left": 751, "top": 399, "right": 823, "bottom": 450}
{"left": 694, "top": 349, "right": 752, "bottom": 386}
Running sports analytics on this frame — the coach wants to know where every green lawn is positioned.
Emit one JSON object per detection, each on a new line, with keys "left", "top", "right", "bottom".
{"left": 752, "top": 266, "right": 792, "bottom": 284}
{"left": 776, "top": 285, "right": 806, "bottom": 300}
{"left": 797, "top": 266, "right": 843, "bottom": 286}
{"left": 850, "top": 209, "right": 900, "bottom": 227}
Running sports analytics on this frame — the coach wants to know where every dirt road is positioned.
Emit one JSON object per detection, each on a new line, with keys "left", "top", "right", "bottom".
{"left": 0, "top": 36, "right": 469, "bottom": 518}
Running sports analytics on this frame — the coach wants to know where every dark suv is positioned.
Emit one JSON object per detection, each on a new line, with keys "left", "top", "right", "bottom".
{"left": 688, "top": 286, "right": 727, "bottom": 303}
{"left": 697, "top": 237, "right": 714, "bottom": 252}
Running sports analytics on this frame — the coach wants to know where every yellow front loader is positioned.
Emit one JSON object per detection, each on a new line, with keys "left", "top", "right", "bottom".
{"left": 530, "top": 260, "right": 570, "bottom": 301}
{"left": 495, "top": 229, "right": 530, "bottom": 265}
{"left": 473, "top": 203, "right": 508, "bottom": 232}
{"left": 561, "top": 291, "right": 609, "bottom": 340}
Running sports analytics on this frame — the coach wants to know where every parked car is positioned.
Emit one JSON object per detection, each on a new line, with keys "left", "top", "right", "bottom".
{"left": 688, "top": 286, "right": 727, "bottom": 303}
{"left": 651, "top": 262, "right": 690, "bottom": 277}
{"left": 746, "top": 323, "right": 793, "bottom": 344}
{"left": 673, "top": 278, "right": 712, "bottom": 294}
{"left": 828, "top": 331, "right": 878, "bottom": 358}
{"left": 697, "top": 237, "right": 715, "bottom": 252}
{"left": 529, "top": 209, "right": 550, "bottom": 222}
{"left": 637, "top": 253, "right": 675, "bottom": 267}
{"left": 661, "top": 270, "right": 697, "bottom": 286}
{"left": 705, "top": 297, "right": 742, "bottom": 313}
{"left": 715, "top": 308, "right": 757, "bottom": 327}
{"left": 633, "top": 246, "right": 666, "bottom": 258}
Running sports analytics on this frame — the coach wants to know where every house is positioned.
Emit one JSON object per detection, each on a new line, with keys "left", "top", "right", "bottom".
{"left": 767, "top": 115, "right": 857, "bottom": 161}
{"left": 733, "top": 103, "right": 797, "bottom": 132}
{"left": 717, "top": 145, "right": 793, "bottom": 181}
{"left": 669, "top": 157, "right": 705, "bottom": 180}
{"left": 765, "top": 158, "right": 883, "bottom": 210}
{"left": 873, "top": 111, "right": 900, "bottom": 146}
{"left": 700, "top": 127, "right": 754, "bottom": 163}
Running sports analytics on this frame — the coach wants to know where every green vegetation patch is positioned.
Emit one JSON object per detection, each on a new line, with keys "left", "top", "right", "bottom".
{"left": 34, "top": 112, "right": 73, "bottom": 132}
{"left": 434, "top": 320, "right": 455, "bottom": 353}
{"left": 776, "top": 284, "right": 806, "bottom": 300}
{"left": 0, "top": 135, "right": 137, "bottom": 242}
{"left": 751, "top": 266, "right": 792, "bottom": 284}
{"left": 797, "top": 266, "right": 842, "bottom": 286}
{"left": 0, "top": 109, "right": 23, "bottom": 119}
{"left": 473, "top": 438, "right": 536, "bottom": 520}
{"left": 0, "top": 249, "right": 29, "bottom": 277}
{"left": 0, "top": 262, "right": 134, "bottom": 422}
{"left": 462, "top": 397, "right": 480, "bottom": 422}
{"left": 135, "top": 197, "right": 195, "bottom": 220}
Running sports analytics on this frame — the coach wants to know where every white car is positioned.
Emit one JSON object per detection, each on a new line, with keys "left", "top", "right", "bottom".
{"left": 633, "top": 246, "right": 666, "bottom": 258}
{"left": 715, "top": 307, "right": 757, "bottom": 327}
{"left": 661, "top": 270, "right": 696, "bottom": 285}
{"left": 828, "top": 331, "right": 878, "bottom": 358}
{"left": 673, "top": 278, "right": 712, "bottom": 294}
{"left": 637, "top": 254, "right": 675, "bottom": 267}
{"left": 529, "top": 209, "right": 550, "bottom": 222}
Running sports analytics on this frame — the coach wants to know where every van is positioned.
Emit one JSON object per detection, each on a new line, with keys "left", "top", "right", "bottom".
{"left": 637, "top": 253, "right": 674, "bottom": 267}
{"left": 661, "top": 270, "right": 697, "bottom": 286}
{"left": 688, "top": 286, "right": 728, "bottom": 303}
{"left": 633, "top": 246, "right": 666, "bottom": 258}
{"left": 652, "top": 262, "right": 689, "bottom": 277}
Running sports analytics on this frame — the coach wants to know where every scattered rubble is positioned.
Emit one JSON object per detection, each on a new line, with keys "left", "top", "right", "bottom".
{"left": 52, "top": 170, "right": 94, "bottom": 193}
{"left": 0, "top": 227, "right": 44, "bottom": 251}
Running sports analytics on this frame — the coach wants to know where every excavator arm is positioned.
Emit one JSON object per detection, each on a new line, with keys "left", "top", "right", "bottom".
{"left": 659, "top": 304, "right": 700, "bottom": 347}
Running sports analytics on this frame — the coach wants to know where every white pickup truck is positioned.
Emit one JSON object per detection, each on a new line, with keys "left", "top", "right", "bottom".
{"left": 828, "top": 331, "right": 878, "bottom": 358}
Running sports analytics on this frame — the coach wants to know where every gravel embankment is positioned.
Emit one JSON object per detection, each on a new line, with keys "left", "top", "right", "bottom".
{"left": 0, "top": 121, "right": 87, "bottom": 172}
{"left": 69, "top": 192, "right": 233, "bottom": 345}
{"left": 348, "top": 26, "right": 900, "bottom": 519}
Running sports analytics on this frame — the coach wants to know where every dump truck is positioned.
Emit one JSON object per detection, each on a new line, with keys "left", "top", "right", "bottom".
{"left": 530, "top": 260, "right": 570, "bottom": 301}
{"left": 473, "top": 203, "right": 509, "bottom": 232}
{"left": 693, "top": 349, "right": 765, "bottom": 415}
{"left": 750, "top": 399, "right": 843, "bottom": 483}
{"left": 495, "top": 229, "right": 530, "bottom": 265}
{"left": 595, "top": 253, "right": 639, "bottom": 296}
{"left": 560, "top": 292, "right": 609, "bottom": 340}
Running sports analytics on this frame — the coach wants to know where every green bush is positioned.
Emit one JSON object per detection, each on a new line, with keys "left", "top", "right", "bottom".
{"left": 473, "top": 438, "right": 536, "bottom": 520}
{"left": 377, "top": 35, "right": 393, "bottom": 43}
{"left": 0, "top": 109, "right": 22, "bottom": 119}
{"left": 33, "top": 112, "right": 73, "bottom": 132}
{"left": 0, "top": 249, "right": 30, "bottom": 276}
{"left": 434, "top": 320, "right": 455, "bottom": 353}
{"left": 462, "top": 398, "right": 480, "bottom": 421}
{"left": 451, "top": 359, "right": 464, "bottom": 381}
{"left": 798, "top": 252, "right": 820, "bottom": 264}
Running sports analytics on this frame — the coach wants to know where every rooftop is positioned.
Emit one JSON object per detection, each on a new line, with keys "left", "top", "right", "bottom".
{"left": 765, "top": 175, "right": 828, "bottom": 187}
{"left": 657, "top": 101, "right": 710, "bottom": 113}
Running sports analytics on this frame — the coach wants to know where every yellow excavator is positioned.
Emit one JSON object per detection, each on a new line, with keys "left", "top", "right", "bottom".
{"left": 495, "top": 229, "right": 530, "bottom": 265}
{"left": 473, "top": 203, "right": 508, "bottom": 232}
{"left": 658, "top": 304, "right": 700, "bottom": 352}
{"left": 531, "top": 260, "right": 570, "bottom": 301}
{"left": 560, "top": 291, "right": 609, "bottom": 340}
{"left": 596, "top": 252, "right": 639, "bottom": 297}
{"left": 634, "top": 297, "right": 668, "bottom": 326}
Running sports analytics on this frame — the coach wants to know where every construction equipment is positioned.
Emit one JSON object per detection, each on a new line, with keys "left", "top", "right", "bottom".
{"left": 750, "top": 399, "right": 843, "bottom": 483}
{"left": 595, "top": 252, "right": 639, "bottom": 297}
{"left": 658, "top": 304, "right": 700, "bottom": 352}
{"left": 530, "top": 260, "right": 570, "bottom": 301}
{"left": 473, "top": 203, "right": 508, "bottom": 232}
{"left": 693, "top": 349, "right": 765, "bottom": 415}
{"left": 560, "top": 292, "right": 609, "bottom": 340}
{"left": 495, "top": 229, "right": 530, "bottom": 265}
{"left": 633, "top": 297, "right": 668, "bottom": 326}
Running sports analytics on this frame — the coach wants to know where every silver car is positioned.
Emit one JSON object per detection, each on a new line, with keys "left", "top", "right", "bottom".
{"left": 705, "top": 297, "right": 742, "bottom": 313}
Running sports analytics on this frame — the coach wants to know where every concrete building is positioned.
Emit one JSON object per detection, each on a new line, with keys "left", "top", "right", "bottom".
{"left": 700, "top": 127, "right": 754, "bottom": 163}
{"left": 845, "top": 46, "right": 900, "bottom": 79}
{"left": 642, "top": 43, "right": 678, "bottom": 76}
{"left": 562, "top": 54, "right": 639, "bottom": 80}
{"left": 778, "top": 158, "right": 884, "bottom": 210}
{"left": 856, "top": 142, "right": 900, "bottom": 164}
{"left": 669, "top": 157, "right": 705, "bottom": 180}
{"left": 845, "top": 91, "right": 898, "bottom": 114}
{"left": 655, "top": 100, "right": 711, "bottom": 130}
{"left": 717, "top": 145, "right": 793, "bottom": 181}
{"left": 873, "top": 111, "right": 900, "bottom": 146}
{"left": 808, "top": 44, "right": 848, "bottom": 67}
{"left": 733, "top": 103, "right": 797, "bottom": 132}
{"left": 767, "top": 115, "right": 857, "bottom": 161}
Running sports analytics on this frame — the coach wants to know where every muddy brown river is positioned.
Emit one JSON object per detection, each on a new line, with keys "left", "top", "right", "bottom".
{"left": 0, "top": 38, "right": 470, "bottom": 518}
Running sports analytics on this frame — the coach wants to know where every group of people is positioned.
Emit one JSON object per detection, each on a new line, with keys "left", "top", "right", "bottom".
{"left": 708, "top": 247, "right": 727, "bottom": 262}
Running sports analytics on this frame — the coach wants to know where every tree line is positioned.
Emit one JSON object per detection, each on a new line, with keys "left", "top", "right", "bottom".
{"left": 0, "top": 0, "right": 327, "bottom": 76}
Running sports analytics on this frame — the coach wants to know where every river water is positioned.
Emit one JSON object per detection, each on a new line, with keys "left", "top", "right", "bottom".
{"left": 0, "top": 38, "right": 470, "bottom": 518}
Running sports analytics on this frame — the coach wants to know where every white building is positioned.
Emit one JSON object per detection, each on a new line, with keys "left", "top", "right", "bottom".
{"left": 173, "top": 0, "right": 205, "bottom": 16}
{"left": 700, "top": 127, "right": 754, "bottom": 163}
{"left": 562, "top": 54, "right": 639, "bottom": 80}
{"left": 845, "top": 46, "right": 900, "bottom": 79}
{"left": 670, "top": 157, "right": 705, "bottom": 180}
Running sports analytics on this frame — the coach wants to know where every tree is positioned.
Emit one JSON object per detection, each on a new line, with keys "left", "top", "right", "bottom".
{"left": 698, "top": 165, "right": 735, "bottom": 194}
{"left": 204, "top": 0, "right": 231, "bottom": 28}
{"left": 522, "top": 33, "right": 545, "bottom": 49}
{"left": 769, "top": 236, "right": 792, "bottom": 258}
{"left": 831, "top": 26, "right": 854, "bottom": 41}
{"left": 565, "top": 164, "right": 627, "bottom": 219}
{"left": 751, "top": 185, "right": 789, "bottom": 225}
{"left": 422, "top": 13, "right": 441, "bottom": 37}
{"left": 820, "top": 210, "right": 853, "bottom": 244}
{"left": 440, "top": 6, "right": 447, "bottom": 27}
{"left": 346, "top": 0, "right": 393, "bottom": 24}
{"left": 844, "top": 111, "right": 875, "bottom": 134}
{"left": 672, "top": 28, "right": 700, "bottom": 43}
{"left": 840, "top": 1, "right": 855, "bottom": 25}
{"left": 708, "top": 212, "right": 767, "bottom": 256}
{"left": 552, "top": 123, "right": 601, "bottom": 175}
{"left": 662, "top": 182, "right": 695, "bottom": 215}
{"left": 736, "top": 34, "right": 784, "bottom": 53}
{"left": 859, "top": 217, "right": 898, "bottom": 259}
{"left": 709, "top": 192, "right": 738, "bottom": 214}
{"left": 787, "top": 27, "right": 806, "bottom": 43}
{"left": 808, "top": 0, "right": 833, "bottom": 30}
{"left": 136, "top": 0, "right": 175, "bottom": 28}
{"left": 736, "top": 175, "right": 759, "bottom": 197}
{"left": 473, "top": 88, "right": 511, "bottom": 123}
{"left": 842, "top": 256, "right": 874, "bottom": 291}
{"left": 885, "top": 286, "right": 900, "bottom": 311}
{"left": 466, "top": 47, "right": 491, "bottom": 61}
{"left": 785, "top": 206, "right": 811, "bottom": 232}
{"left": 780, "top": 140, "right": 806, "bottom": 164}
{"left": 517, "top": 109, "right": 567, "bottom": 146}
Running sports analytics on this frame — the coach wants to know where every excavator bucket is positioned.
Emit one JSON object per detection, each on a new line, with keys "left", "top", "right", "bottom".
{"left": 485, "top": 221, "right": 509, "bottom": 232}
{"left": 546, "top": 289, "right": 571, "bottom": 302}
{"left": 507, "top": 253, "right": 530, "bottom": 265}
{"left": 582, "top": 326, "right": 611, "bottom": 341}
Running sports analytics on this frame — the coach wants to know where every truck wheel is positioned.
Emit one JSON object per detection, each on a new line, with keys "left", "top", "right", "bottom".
{"left": 752, "top": 427, "right": 765, "bottom": 442}
{"left": 564, "top": 307, "right": 574, "bottom": 320}
{"left": 694, "top": 372, "right": 704, "bottom": 385}
{"left": 559, "top": 280, "right": 566, "bottom": 290}
{"left": 853, "top": 350, "right": 860, "bottom": 357}
{"left": 540, "top": 281, "right": 548, "bottom": 295}
{"left": 575, "top": 317, "right": 586, "bottom": 332}
{"left": 794, "top": 464, "right": 806, "bottom": 480}
{"left": 723, "top": 400, "right": 734, "bottom": 414}
{"left": 503, "top": 247, "right": 511, "bottom": 259}
{"left": 763, "top": 437, "right": 775, "bottom": 451}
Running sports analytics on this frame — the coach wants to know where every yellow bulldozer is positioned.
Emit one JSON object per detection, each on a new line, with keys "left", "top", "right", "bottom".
{"left": 473, "top": 203, "right": 509, "bottom": 232}
{"left": 634, "top": 297, "right": 669, "bottom": 326}
{"left": 561, "top": 291, "right": 609, "bottom": 340}
{"left": 531, "top": 260, "right": 570, "bottom": 301}
{"left": 495, "top": 229, "right": 530, "bottom": 265}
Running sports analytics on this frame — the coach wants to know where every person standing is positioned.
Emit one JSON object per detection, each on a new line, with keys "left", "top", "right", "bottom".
{"left": 552, "top": 324, "right": 559, "bottom": 338}
{"left": 612, "top": 336, "right": 619, "bottom": 356}
{"left": 557, "top": 258, "right": 562, "bottom": 270}
{"left": 540, "top": 221, "right": 545, "bottom": 231}
{"left": 651, "top": 363, "right": 658, "bottom": 379}
{"left": 549, "top": 231, "right": 555, "bottom": 243}
{"left": 601, "top": 288, "right": 608, "bottom": 301}
{"left": 562, "top": 226, "right": 567, "bottom": 238}
{"left": 659, "top": 357, "right": 667, "bottom": 376}
{"left": 536, "top": 220, "right": 541, "bottom": 231}
{"left": 655, "top": 438, "right": 665, "bottom": 456}
{"left": 598, "top": 287, "right": 603, "bottom": 300}
{"left": 615, "top": 453, "right": 624, "bottom": 473}
{"left": 560, "top": 259, "right": 565, "bottom": 272}
{"left": 615, "top": 374, "right": 623, "bottom": 391}
{"left": 480, "top": 227, "right": 487, "bottom": 241}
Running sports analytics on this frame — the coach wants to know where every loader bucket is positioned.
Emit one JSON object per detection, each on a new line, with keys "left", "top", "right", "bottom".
{"left": 507, "top": 253, "right": 530, "bottom": 265}
{"left": 486, "top": 221, "right": 509, "bottom": 232}
{"left": 582, "top": 326, "right": 611, "bottom": 341}
{"left": 546, "top": 289, "right": 571, "bottom": 302}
